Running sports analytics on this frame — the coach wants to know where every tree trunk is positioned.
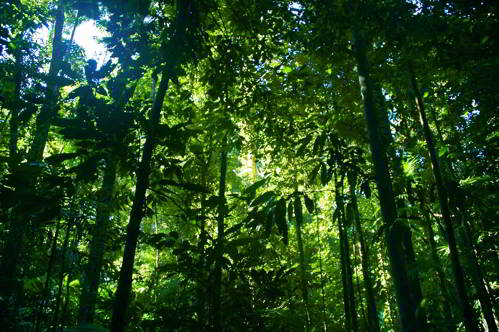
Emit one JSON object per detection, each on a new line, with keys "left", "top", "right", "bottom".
{"left": 408, "top": 63, "right": 481, "bottom": 332}
{"left": 212, "top": 144, "right": 227, "bottom": 332}
{"left": 294, "top": 195, "right": 311, "bottom": 331}
{"left": 34, "top": 219, "right": 62, "bottom": 332}
{"left": 52, "top": 217, "right": 74, "bottom": 332}
{"left": 348, "top": 173, "right": 380, "bottom": 332}
{"left": 28, "top": 0, "right": 65, "bottom": 163}
{"left": 0, "top": 2, "right": 66, "bottom": 323}
{"left": 110, "top": 70, "right": 170, "bottom": 332}
{"left": 336, "top": 174, "right": 358, "bottom": 332}
{"left": 420, "top": 203, "right": 455, "bottom": 332}
{"left": 351, "top": 26, "right": 418, "bottom": 332}
{"left": 78, "top": 156, "right": 118, "bottom": 324}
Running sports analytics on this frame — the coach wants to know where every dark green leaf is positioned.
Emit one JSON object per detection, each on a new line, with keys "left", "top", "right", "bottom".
{"left": 243, "top": 178, "right": 267, "bottom": 198}
{"left": 250, "top": 190, "right": 275, "bottom": 207}
{"left": 265, "top": 208, "right": 274, "bottom": 237}
{"left": 275, "top": 199, "right": 288, "bottom": 245}
{"left": 308, "top": 164, "right": 320, "bottom": 185}
{"left": 320, "top": 163, "right": 331, "bottom": 186}
{"left": 312, "top": 133, "right": 326, "bottom": 156}
{"left": 45, "top": 153, "right": 80, "bottom": 164}
{"left": 287, "top": 200, "right": 293, "bottom": 221}
{"left": 304, "top": 194, "right": 314, "bottom": 214}
{"left": 296, "top": 134, "right": 312, "bottom": 157}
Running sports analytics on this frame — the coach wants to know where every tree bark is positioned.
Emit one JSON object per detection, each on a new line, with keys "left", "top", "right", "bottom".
{"left": 351, "top": 26, "right": 418, "bottom": 331}
{"left": 78, "top": 156, "right": 118, "bottom": 324}
{"left": 0, "top": 2, "right": 66, "bottom": 323}
{"left": 348, "top": 173, "right": 380, "bottom": 332}
{"left": 212, "top": 144, "right": 227, "bottom": 332}
{"left": 110, "top": 70, "right": 169, "bottom": 332}
{"left": 293, "top": 195, "right": 312, "bottom": 331}
{"left": 408, "top": 63, "right": 481, "bottom": 332}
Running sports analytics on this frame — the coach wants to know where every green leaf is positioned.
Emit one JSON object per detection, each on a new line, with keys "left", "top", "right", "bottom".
{"left": 275, "top": 199, "right": 288, "bottom": 245}
{"left": 250, "top": 190, "right": 275, "bottom": 207}
{"left": 265, "top": 208, "right": 274, "bottom": 237}
{"left": 304, "top": 194, "right": 314, "bottom": 214}
{"left": 320, "top": 163, "right": 331, "bottom": 186}
{"left": 308, "top": 164, "right": 320, "bottom": 185}
{"left": 296, "top": 134, "right": 312, "bottom": 156}
{"left": 45, "top": 153, "right": 80, "bottom": 164}
{"left": 243, "top": 178, "right": 267, "bottom": 199}
{"left": 282, "top": 65, "right": 293, "bottom": 73}
{"left": 312, "top": 134, "right": 326, "bottom": 156}
{"left": 287, "top": 200, "right": 293, "bottom": 221}
{"left": 293, "top": 197, "right": 303, "bottom": 226}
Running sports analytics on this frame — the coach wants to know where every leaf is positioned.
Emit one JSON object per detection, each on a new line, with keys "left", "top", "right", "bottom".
{"left": 275, "top": 199, "right": 288, "bottom": 245}
{"left": 287, "top": 200, "right": 293, "bottom": 221}
{"left": 320, "top": 163, "right": 331, "bottom": 186}
{"left": 361, "top": 180, "right": 371, "bottom": 198}
{"left": 304, "top": 194, "right": 314, "bottom": 214}
{"left": 243, "top": 178, "right": 267, "bottom": 198}
{"left": 154, "top": 179, "right": 209, "bottom": 193}
{"left": 293, "top": 197, "right": 303, "bottom": 226}
{"left": 265, "top": 208, "right": 274, "bottom": 237}
{"left": 308, "top": 163, "right": 320, "bottom": 185}
{"left": 282, "top": 65, "right": 293, "bottom": 73}
{"left": 312, "top": 133, "right": 326, "bottom": 156}
{"left": 296, "top": 134, "right": 313, "bottom": 157}
{"left": 67, "top": 85, "right": 94, "bottom": 102}
{"left": 250, "top": 191, "right": 275, "bottom": 207}
{"left": 45, "top": 153, "right": 80, "bottom": 165}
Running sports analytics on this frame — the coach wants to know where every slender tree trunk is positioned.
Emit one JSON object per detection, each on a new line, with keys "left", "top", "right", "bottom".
{"left": 351, "top": 25, "right": 417, "bottom": 332}
{"left": 408, "top": 63, "right": 481, "bottom": 332}
{"left": 28, "top": 0, "right": 65, "bottom": 163}
{"left": 212, "top": 143, "right": 227, "bottom": 332}
{"left": 197, "top": 150, "right": 211, "bottom": 331}
{"left": 78, "top": 156, "right": 118, "bottom": 324}
{"left": 420, "top": 203, "right": 455, "bottom": 332}
{"left": 0, "top": 4, "right": 66, "bottom": 325}
{"left": 294, "top": 195, "right": 311, "bottom": 331}
{"left": 336, "top": 174, "right": 358, "bottom": 332}
{"left": 110, "top": 70, "right": 170, "bottom": 332}
{"left": 348, "top": 173, "right": 380, "bottom": 332}
{"left": 52, "top": 217, "right": 74, "bottom": 332}
{"left": 34, "top": 219, "right": 62, "bottom": 332}
{"left": 8, "top": 49, "right": 22, "bottom": 168}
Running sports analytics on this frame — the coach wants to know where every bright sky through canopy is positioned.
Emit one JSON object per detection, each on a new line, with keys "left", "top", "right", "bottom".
{"left": 72, "top": 20, "right": 109, "bottom": 65}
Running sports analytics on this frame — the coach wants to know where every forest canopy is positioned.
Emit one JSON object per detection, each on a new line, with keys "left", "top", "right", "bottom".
{"left": 0, "top": 0, "right": 498, "bottom": 331}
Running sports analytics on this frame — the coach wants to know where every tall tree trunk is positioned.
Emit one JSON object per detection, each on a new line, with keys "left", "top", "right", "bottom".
{"left": 212, "top": 143, "right": 227, "bottom": 332}
{"left": 408, "top": 63, "right": 481, "bottom": 332}
{"left": 348, "top": 172, "right": 380, "bottom": 332}
{"left": 420, "top": 200, "right": 455, "bottom": 332}
{"left": 8, "top": 48, "right": 22, "bottom": 168}
{"left": 197, "top": 150, "right": 212, "bottom": 331}
{"left": 110, "top": 70, "right": 170, "bottom": 332}
{"left": 0, "top": 3, "right": 66, "bottom": 324}
{"left": 34, "top": 219, "right": 62, "bottom": 332}
{"left": 78, "top": 156, "right": 118, "bottom": 324}
{"left": 351, "top": 25, "right": 418, "bottom": 332}
{"left": 28, "top": 0, "right": 65, "bottom": 163}
{"left": 294, "top": 195, "right": 311, "bottom": 331}
{"left": 52, "top": 217, "right": 74, "bottom": 332}
{"left": 336, "top": 174, "right": 358, "bottom": 332}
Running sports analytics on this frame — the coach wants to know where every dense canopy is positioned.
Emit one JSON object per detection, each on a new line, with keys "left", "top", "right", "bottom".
{"left": 0, "top": 0, "right": 498, "bottom": 331}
